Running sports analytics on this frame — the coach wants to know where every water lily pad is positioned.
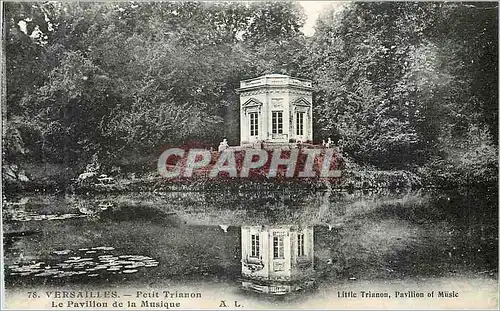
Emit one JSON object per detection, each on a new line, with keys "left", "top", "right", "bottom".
{"left": 35, "top": 271, "right": 58, "bottom": 277}
{"left": 107, "top": 267, "right": 120, "bottom": 271}
{"left": 8, "top": 247, "right": 160, "bottom": 280}
{"left": 117, "top": 260, "right": 133, "bottom": 265}
{"left": 75, "top": 258, "right": 93, "bottom": 262}
{"left": 53, "top": 250, "right": 71, "bottom": 255}
{"left": 57, "top": 263, "right": 72, "bottom": 268}
{"left": 59, "top": 271, "right": 74, "bottom": 277}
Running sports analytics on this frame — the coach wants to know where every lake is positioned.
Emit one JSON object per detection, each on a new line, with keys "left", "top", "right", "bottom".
{"left": 3, "top": 188, "right": 498, "bottom": 309}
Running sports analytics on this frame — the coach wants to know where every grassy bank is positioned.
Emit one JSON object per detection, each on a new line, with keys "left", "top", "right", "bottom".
{"left": 4, "top": 161, "right": 424, "bottom": 197}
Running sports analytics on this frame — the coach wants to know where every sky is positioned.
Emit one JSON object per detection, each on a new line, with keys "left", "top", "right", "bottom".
{"left": 299, "top": 1, "right": 347, "bottom": 36}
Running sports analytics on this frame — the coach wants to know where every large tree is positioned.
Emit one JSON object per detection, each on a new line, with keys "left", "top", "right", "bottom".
{"left": 307, "top": 2, "right": 498, "bottom": 182}
{"left": 4, "top": 1, "right": 307, "bottom": 172}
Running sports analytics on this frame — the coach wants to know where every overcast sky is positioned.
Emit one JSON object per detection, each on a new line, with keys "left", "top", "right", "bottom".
{"left": 299, "top": 1, "right": 347, "bottom": 36}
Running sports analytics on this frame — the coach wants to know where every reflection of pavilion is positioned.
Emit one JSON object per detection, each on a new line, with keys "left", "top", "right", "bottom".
{"left": 240, "top": 225, "right": 315, "bottom": 295}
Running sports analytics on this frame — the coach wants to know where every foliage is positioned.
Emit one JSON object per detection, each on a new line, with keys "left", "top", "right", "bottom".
{"left": 3, "top": 1, "right": 497, "bottom": 189}
{"left": 306, "top": 2, "right": 497, "bottom": 186}
{"left": 420, "top": 124, "right": 498, "bottom": 187}
{"left": 4, "top": 1, "right": 306, "bottom": 167}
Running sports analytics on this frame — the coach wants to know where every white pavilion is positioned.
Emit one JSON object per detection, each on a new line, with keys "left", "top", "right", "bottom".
{"left": 237, "top": 74, "right": 313, "bottom": 145}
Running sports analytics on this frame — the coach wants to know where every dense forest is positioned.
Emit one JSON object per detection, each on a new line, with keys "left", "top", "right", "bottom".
{"left": 3, "top": 1, "right": 498, "bottom": 189}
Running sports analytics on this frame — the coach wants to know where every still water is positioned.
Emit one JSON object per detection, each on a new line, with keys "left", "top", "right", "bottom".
{"left": 3, "top": 189, "right": 498, "bottom": 309}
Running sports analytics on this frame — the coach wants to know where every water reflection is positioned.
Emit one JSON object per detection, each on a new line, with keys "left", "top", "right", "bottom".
{"left": 3, "top": 189, "right": 497, "bottom": 296}
{"left": 240, "top": 225, "right": 316, "bottom": 295}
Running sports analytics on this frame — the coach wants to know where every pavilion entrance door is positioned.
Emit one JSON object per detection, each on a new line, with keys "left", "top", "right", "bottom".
{"left": 249, "top": 112, "right": 259, "bottom": 142}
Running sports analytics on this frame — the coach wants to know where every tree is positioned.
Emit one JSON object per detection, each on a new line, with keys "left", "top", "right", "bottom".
{"left": 4, "top": 1, "right": 308, "bottom": 175}
{"left": 307, "top": 2, "right": 497, "bottom": 179}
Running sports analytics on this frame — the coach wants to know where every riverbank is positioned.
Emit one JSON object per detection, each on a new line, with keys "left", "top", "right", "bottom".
{"left": 4, "top": 162, "right": 423, "bottom": 197}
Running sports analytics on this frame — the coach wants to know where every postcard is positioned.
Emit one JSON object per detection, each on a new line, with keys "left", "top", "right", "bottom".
{"left": 2, "top": 1, "right": 498, "bottom": 310}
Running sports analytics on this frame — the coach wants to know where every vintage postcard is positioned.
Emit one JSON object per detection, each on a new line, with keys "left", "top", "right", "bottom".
{"left": 1, "top": 1, "right": 498, "bottom": 310}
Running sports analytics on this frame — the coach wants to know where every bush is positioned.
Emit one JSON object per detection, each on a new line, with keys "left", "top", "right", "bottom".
{"left": 420, "top": 125, "right": 498, "bottom": 188}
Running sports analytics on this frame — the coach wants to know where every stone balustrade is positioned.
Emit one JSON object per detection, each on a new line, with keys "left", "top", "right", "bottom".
{"left": 240, "top": 75, "right": 312, "bottom": 89}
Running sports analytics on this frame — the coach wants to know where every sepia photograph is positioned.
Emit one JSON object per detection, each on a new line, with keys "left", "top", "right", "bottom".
{"left": 2, "top": 1, "right": 498, "bottom": 309}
